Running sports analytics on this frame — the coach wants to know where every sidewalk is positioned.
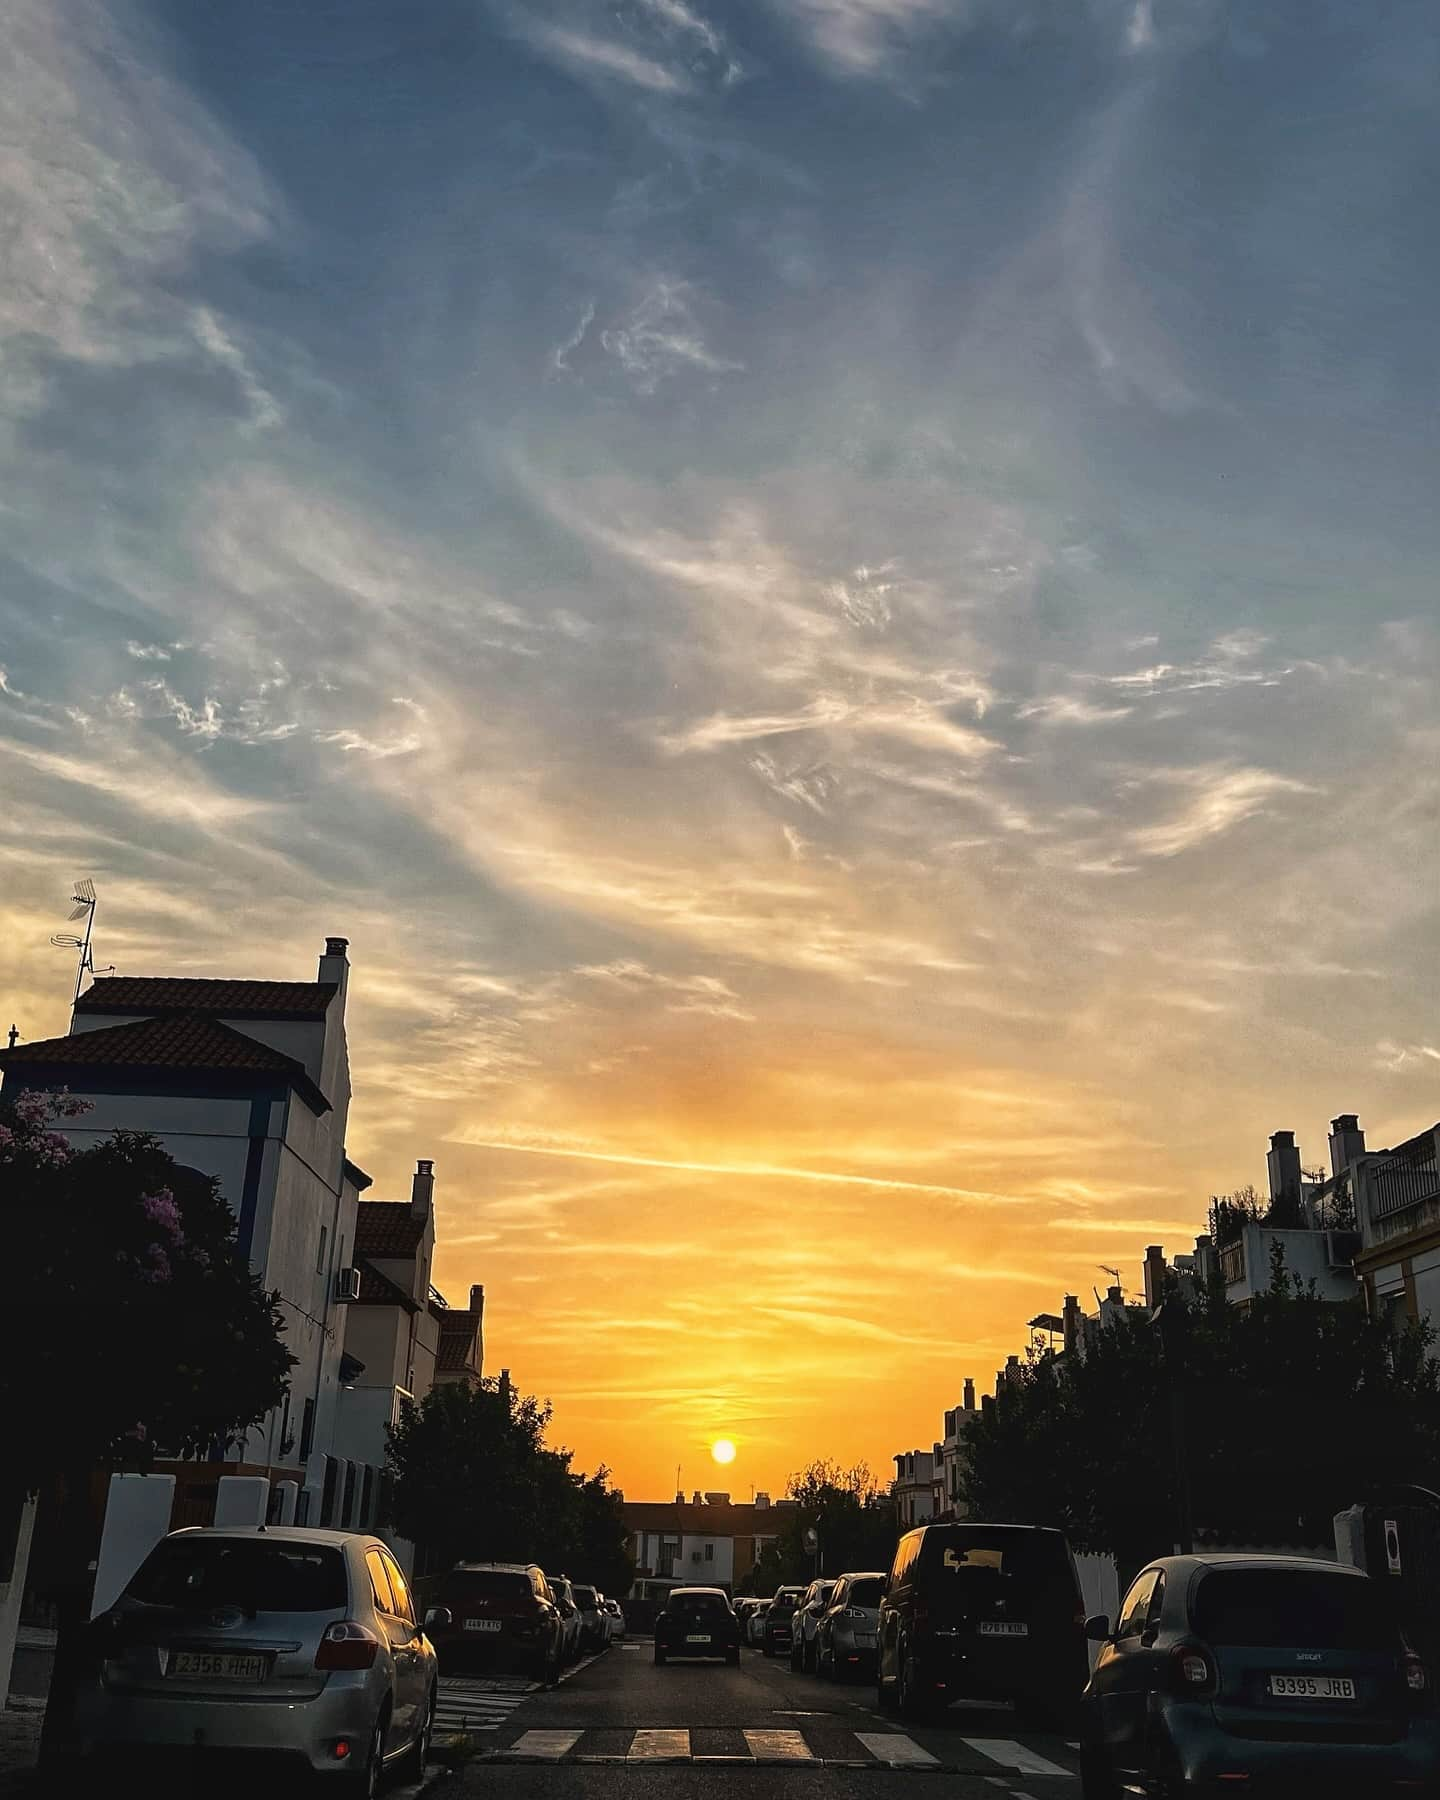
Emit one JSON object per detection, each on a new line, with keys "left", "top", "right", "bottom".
{"left": 0, "top": 1700, "right": 41, "bottom": 1793}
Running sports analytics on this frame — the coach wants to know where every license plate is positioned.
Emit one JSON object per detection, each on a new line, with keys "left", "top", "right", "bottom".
{"left": 854, "top": 1633, "right": 877, "bottom": 1646}
{"left": 977, "top": 1621, "right": 1028, "bottom": 1637}
{"left": 464, "top": 1618, "right": 503, "bottom": 1633}
{"left": 1268, "top": 1675, "right": 1356, "bottom": 1700}
{"left": 168, "top": 1651, "right": 267, "bottom": 1680}
{"left": 685, "top": 1634, "right": 712, "bottom": 1644}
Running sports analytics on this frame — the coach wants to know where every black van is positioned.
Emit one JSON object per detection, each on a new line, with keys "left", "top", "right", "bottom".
{"left": 877, "top": 1523, "right": 1088, "bottom": 1723}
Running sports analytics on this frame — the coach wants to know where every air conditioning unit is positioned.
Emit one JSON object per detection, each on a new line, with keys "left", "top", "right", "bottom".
{"left": 334, "top": 1266, "right": 361, "bottom": 1303}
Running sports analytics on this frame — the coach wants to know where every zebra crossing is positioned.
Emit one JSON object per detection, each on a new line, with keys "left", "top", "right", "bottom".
{"left": 477, "top": 1724, "right": 1078, "bottom": 1777}
{"left": 433, "top": 1672, "right": 539, "bottom": 1738}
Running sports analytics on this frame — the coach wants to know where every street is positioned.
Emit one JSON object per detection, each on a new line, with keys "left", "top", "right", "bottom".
{"left": 442, "top": 1640, "right": 1080, "bottom": 1799}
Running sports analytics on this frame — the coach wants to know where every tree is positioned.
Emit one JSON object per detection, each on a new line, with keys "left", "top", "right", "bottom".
{"left": 1, "top": 1091, "right": 296, "bottom": 1762}
{"left": 963, "top": 1258, "right": 1440, "bottom": 1583}
{"left": 386, "top": 1378, "right": 633, "bottom": 1593}
{"left": 743, "top": 1459, "right": 897, "bottom": 1592}
{"left": 1, "top": 1093, "right": 295, "bottom": 1496}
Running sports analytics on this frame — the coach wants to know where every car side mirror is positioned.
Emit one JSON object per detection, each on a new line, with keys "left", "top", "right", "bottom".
{"left": 424, "top": 1606, "right": 453, "bottom": 1633}
{"left": 1084, "top": 1614, "right": 1111, "bottom": 1643}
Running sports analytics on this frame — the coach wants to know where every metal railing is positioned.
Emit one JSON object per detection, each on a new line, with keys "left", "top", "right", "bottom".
{"left": 1219, "top": 1239, "right": 1246, "bottom": 1286}
{"left": 1371, "top": 1145, "right": 1440, "bottom": 1221}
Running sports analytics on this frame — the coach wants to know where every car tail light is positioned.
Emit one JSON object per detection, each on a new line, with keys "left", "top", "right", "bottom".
{"left": 316, "top": 1620, "right": 381, "bottom": 1670}
{"left": 1171, "top": 1642, "right": 1214, "bottom": 1691}
{"left": 1405, "top": 1652, "right": 1428, "bottom": 1693}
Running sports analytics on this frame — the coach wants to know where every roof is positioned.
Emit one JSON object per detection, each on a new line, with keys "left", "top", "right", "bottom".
{"left": 355, "top": 1202, "right": 427, "bottom": 1257}
{"left": 0, "top": 1014, "right": 330, "bottom": 1115}
{"left": 436, "top": 1310, "right": 481, "bottom": 1373}
{"left": 342, "top": 1158, "right": 374, "bottom": 1193}
{"left": 352, "top": 1260, "right": 419, "bottom": 1312}
{"left": 172, "top": 1526, "right": 377, "bottom": 1545}
{"left": 1156, "top": 1553, "right": 1362, "bottom": 1575}
{"left": 452, "top": 1562, "right": 540, "bottom": 1574}
{"left": 76, "top": 976, "right": 339, "bottom": 1020}
{"left": 621, "top": 1500, "right": 788, "bottom": 1535}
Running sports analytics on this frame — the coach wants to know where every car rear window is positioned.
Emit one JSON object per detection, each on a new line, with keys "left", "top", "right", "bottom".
{"left": 446, "top": 1569, "right": 533, "bottom": 1601}
{"left": 1193, "top": 1570, "right": 1397, "bottom": 1650}
{"left": 127, "top": 1537, "right": 347, "bottom": 1613}
{"left": 848, "top": 1577, "right": 885, "bottom": 1608}
{"left": 572, "top": 1586, "right": 597, "bottom": 1607}
{"left": 669, "top": 1593, "right": 730, "bottom": 1618}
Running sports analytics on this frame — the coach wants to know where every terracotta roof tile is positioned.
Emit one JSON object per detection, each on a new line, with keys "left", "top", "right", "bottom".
{"left": 437, "top": 1310, "right": 482, "bottom": 1373}
{"left": 0, "top": 1014, "right": 329, "bottom": 1113}
{"left": 355, "top": 1202, "right": 427, "bottom": 1256}
{"left": 75, "top": 977, "right": 338, "bottom": 1020}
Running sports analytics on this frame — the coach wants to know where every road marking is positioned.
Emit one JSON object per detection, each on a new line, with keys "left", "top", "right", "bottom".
{"left": 854, "top": 1733, "right": 940, "bottom": 1767}
{"left": 743, "top": 1729, "right": 814, "bottom": 1761}
{"left": 510, "top": 1730, "right": 582, "bottom": 1760}
{"left": 963, "top": 1738, "right": 1074, "bottom": 1777}
{"left": 434, "top": 1674, "right": 538, "bottom": 1736}
{"left": 629, "top": 1729, "right": 691, "bottom": 1760}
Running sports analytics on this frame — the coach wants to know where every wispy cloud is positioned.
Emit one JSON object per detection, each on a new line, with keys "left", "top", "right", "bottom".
{"left": 1130, "top": 767, "right": 1317, "bottom": 859}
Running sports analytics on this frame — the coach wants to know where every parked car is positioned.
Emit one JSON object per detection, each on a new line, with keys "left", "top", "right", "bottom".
{"left": 547, "top": 1576, "right": 584, "bottom": 1663}
{"left": 762, "top": 1587, "right": 805, "bottom": 1658}
{"left": 747, "top": 1601, "right": 771, "bottom": 1646}
{"left": 73, "top": 1525, "right": 443, "bottom": 1790}
{"left": 1080, "top": 1553, "right": 1440, "bottom": 1798}
{"left": 571, "top": 1583, "right": 607, "bottom": 1654}
{"left": 790, "top": 1579, "right": 837, "bottom": 1672}
{"left": 817, "top": 1571, "right": 887, "bottom": 1680}
{"left": 429, "top": 1561, "right": 563, "bottom": 1681}
{"left": 877, "top": 1522, "right": 1087, "bottom": 1723}
{"left": 654, "top": 1587, "right": 742, "bottom": 1666}
{"left": 602, "top": 1597, "right": 627, "bottom": 1641}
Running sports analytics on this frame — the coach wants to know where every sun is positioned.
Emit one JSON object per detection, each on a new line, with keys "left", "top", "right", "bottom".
{"left": 710, "top": 1438, "right": 737, "bottom": 1466}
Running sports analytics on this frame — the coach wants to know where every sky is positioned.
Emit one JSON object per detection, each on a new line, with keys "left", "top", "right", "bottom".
{"left": 2, "top": 0, "right": 1438, "bottom": 1501}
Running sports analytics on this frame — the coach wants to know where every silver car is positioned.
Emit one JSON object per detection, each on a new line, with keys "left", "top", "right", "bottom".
{"left": 73, "top": 1525, "right": 447, "bottom": 1793}
{"left": 816, "top": 1571, "right": 887, "bottom": 1680}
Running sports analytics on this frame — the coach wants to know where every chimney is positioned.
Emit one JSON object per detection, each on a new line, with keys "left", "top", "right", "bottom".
{"left": 1005, "top": 1354, "right": 1021, "bottom": 1383}
{"left": 692, "top": 1490, "right": 702, "bottom": 1506}
{"left": 470, "top": 1283, "right": 484, "bottom": 1314}
{"left": 411, "top": 1158, "right": 434, "bottom": 1220}
{"left": 1267, "top": 1130, "right": 1303, "bottom": 1205}
{"left": 498, "top": 1367, "right": 511, "bottom": 1406}
{"left": 755, "top": 1491, "right": 771, "bottom": 1509}
{"left": 1106, "top": 1284, "right": 1123, "bottom": 1305}
{"left": 963, "top": 1377, "right": 976, "bottom": 1412}
{"left": 318, "top": 936, "right": 350, "bottom": 999}
{"left": 1143, "top": 1245, "right": 1166, "bottom": 1312}
{"left": 1062, "top": 1294, "right": 1082, "bottom": 1355}
{"left": 1329, "top": 1114, "right": 1366, "bottom": 1179}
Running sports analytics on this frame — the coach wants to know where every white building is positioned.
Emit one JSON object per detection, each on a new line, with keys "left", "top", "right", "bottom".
{"left": 622, "top": 1496, "right": 785, "bottom": 1594}
{"left": 0, "top": 939, "right": 374, "bottom": 1526}
{"left": 891, "top": 1450, "right": 936, "bottom": 1531}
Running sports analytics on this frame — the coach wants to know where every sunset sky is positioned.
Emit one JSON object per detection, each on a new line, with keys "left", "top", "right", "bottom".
{"left": 3, "top": 0, "right": 1438, "bottom": 1500}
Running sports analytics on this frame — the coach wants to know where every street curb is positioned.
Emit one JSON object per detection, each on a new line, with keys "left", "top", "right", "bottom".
{"left": 471, "top": 1751, "right": 1010, "bottom": 1773}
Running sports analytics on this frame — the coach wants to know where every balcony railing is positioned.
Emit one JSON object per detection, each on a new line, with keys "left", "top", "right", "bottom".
{"left": 1220, "top": 1239, "right": 1246, "bottom": 1286}
{"left": 1371, "top": 1145, "right": 1440, "bottom": 1221}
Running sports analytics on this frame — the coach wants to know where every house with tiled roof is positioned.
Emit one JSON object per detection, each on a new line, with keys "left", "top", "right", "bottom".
{"left": 0, "top": 939, "right": 378, "bottom": 1534}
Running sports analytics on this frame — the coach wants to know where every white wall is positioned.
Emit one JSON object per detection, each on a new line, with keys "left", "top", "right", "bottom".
{"left": 680, "top": 1534, "right": 735, "bottom": 1588}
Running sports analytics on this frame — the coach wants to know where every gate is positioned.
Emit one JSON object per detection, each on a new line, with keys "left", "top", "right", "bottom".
{"left": 1353, "top": 1486, "right": 1440, "bottom": 1667}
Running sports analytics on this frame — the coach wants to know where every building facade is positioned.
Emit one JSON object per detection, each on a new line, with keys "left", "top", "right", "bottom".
{"left": 622, "top": 1496, "right": 785, "bottom": 1594}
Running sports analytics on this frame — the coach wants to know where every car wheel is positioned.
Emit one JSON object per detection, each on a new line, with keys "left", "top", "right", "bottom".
{"left": 897, "top": 1644, "right": 934, "bottom": 1722}
{"left": 726, "top": 1646, "right": 741, "bottom": 1667}
{"left": 654, "top": 1646, "right": 668, "bottom": 1666}
{"left": 399, "top": 1686, "right": 435, "bottom": 1781}
{"left": 762, "top": 1642, "right": 775, "bottom": 1657}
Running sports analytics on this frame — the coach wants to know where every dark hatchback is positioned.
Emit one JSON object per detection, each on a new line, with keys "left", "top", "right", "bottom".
{"left": 1081, "top": 1553, "right": 1440, "bottom": 1797}
{"left": 877, "top": 1522, "right": 1087, "bottom": 1724}
{"left": 429, "top": 1562, "right": 563, "bottom": 1680}
{"left": 654, "top": 1588, "right": 741, "bottom": 1666}
{"left": 762, "top": 1587, "right": 805, "bottom": 1657}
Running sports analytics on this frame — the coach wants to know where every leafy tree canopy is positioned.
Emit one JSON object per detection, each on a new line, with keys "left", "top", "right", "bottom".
{"left": 1, "top": 1092, "right": 295, "bottom": 1496}
{"left": 743, "top": 1459, "right": 897, "bottom": 1592}
{"left": 386, "top": 1378, "right": 633, "bottom": 1594}
{"left": 962, "top": 1257, "right": 1440, "bottom": 1582}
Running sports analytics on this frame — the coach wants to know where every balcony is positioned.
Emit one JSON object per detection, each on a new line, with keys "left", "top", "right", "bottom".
{"left": 1363, "top": 1133, "right": 1440, "bottom": 1247}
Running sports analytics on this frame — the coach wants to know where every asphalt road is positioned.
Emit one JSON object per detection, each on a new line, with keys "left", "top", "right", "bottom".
{"left": 441, "top": 1638, "right": 1081, "bottom": 1799}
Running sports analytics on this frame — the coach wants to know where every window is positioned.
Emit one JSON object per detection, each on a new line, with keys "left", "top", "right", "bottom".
{"left": 1146, "top": 1571, "right": 1166, "bottom": 1632}
{"left": 367, "top": 1548, "right": 397, "bottom": 1616}
{"left": 705, "top": 1544, "right": 714, "bottom": 1561}
{"left": 1193, "top": 1570, "right": 1395, "bottom": 1650}
{"left": 128, "top": 1537, "right": 347, "bottom": 1612}
{"left": 299, "top": 1397, "right": 315, "bottom": 1461}
{"left": 848, "top": 1577, "right": 885, "bottom": 1608}
{"left": 1116, "top": 1570, "right": 1160, "bottom": 1639}
{"left": 382, "top": 1550, "right": 415, "bottom": 1624}
{"left": 317, "top": 1225, "right": 328, "bottom": 1274}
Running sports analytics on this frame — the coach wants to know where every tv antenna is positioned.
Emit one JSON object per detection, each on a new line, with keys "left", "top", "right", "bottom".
{"left": 49, "top": 878, "right": 112, "bottom": 1008}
